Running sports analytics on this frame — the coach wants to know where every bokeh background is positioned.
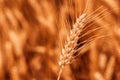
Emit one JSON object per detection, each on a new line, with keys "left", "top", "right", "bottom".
{"left": 0, "top": 0, "right": 120, "bottom": 80}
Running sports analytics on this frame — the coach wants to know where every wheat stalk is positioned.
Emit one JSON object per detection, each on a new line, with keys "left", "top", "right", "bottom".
{"left": 57, "top": 13, "right": 87, "bottom": 80}
{"left": 57, "top": 6, "right": 109, "bottom": 80}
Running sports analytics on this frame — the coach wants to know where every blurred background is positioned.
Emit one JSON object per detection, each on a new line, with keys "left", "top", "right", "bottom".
{"left": 0, "top": 0, "right": 120, "bottom": 80}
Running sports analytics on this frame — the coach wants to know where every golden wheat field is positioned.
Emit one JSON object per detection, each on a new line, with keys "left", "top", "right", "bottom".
{"left": 0, "top": 0, "right": 120, "bottom": 80}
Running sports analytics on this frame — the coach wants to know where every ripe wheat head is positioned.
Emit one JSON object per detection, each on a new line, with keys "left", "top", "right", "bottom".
{"left": 57, "top": 5, "right": 109, "bottom": 80}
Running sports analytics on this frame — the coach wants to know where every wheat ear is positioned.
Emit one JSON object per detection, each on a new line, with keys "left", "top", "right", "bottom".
{"left": 58, "top": 13, "right": 86, "bottom": 67}
{"left": 57, "top": 7, "right": 108, "bottom": 80}
{"left": 57, "top": 13, "right": 87, "bottom": 80}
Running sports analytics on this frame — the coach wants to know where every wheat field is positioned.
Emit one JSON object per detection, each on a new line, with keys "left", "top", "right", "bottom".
{"left": 0, "top": 0, "right": 120, "bottom": 80}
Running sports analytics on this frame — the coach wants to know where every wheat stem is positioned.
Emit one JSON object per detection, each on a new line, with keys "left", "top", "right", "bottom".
{"left": 57, "top": 65, "right": 64, "bottom": 80}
